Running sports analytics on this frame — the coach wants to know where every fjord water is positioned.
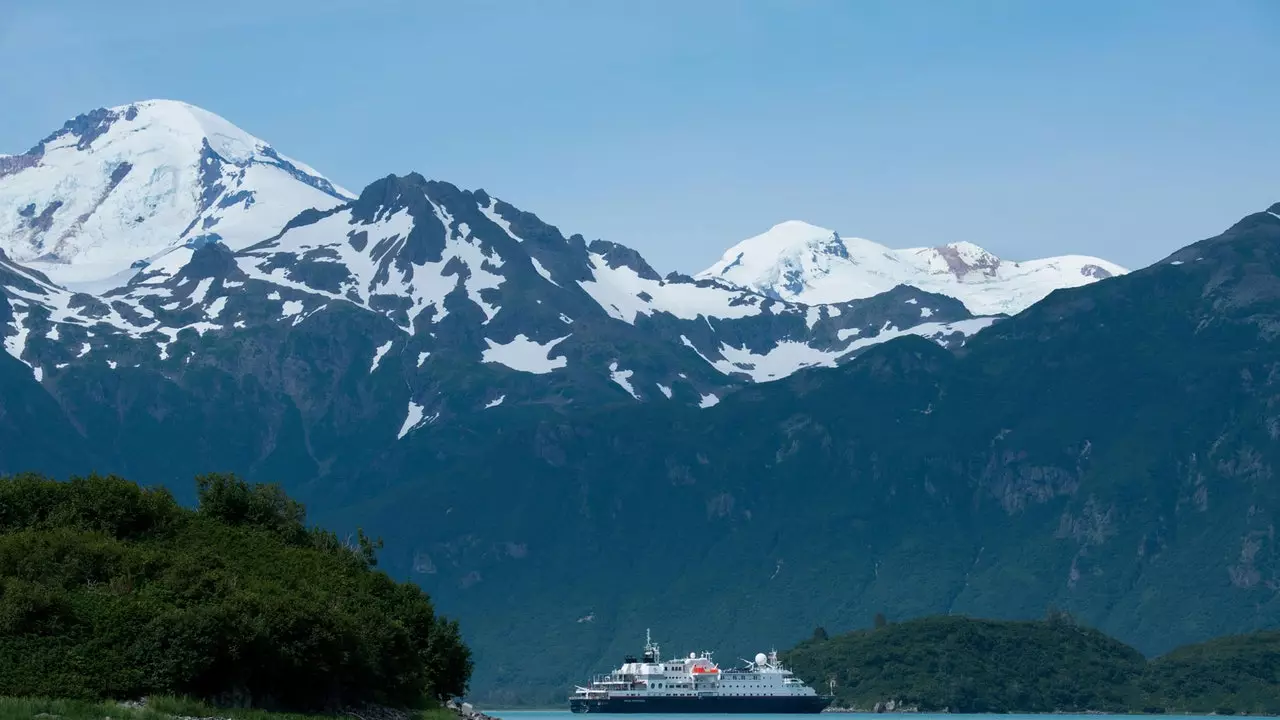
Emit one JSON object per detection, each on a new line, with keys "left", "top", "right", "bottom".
{"left": 486, "top": 707, "right": 1239, "bottom": 712}
{"left": 488, "top": 714, "right": 1241, "bottom": 720}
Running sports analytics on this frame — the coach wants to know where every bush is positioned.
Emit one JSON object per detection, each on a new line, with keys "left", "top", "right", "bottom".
{"left": 0, "top": 472, "right": 472, "bottom": 713}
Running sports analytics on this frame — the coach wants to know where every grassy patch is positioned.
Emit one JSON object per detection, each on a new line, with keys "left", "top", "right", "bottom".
{"left": 0, "top": 697, "right": 159, "bottom": 720}
{"left": 0, "top": 696, "right": 458, "bottom": 720}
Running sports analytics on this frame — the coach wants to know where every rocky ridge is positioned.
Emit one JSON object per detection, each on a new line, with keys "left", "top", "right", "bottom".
{"left": 0, "top": 101, "right": 1127, "bottom": 423}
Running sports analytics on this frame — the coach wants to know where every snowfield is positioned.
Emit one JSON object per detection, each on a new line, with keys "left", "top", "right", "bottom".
{"left": 0, "top": 100, "right": 350, "bottom": 287}
{"left": 700, "top": 220, "right": 1127, "bottom": 316}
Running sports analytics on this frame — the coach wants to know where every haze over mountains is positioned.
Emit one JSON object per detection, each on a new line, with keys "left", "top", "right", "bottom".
{"left": 5, "top": 100, "right": 1276, "bottom": 705}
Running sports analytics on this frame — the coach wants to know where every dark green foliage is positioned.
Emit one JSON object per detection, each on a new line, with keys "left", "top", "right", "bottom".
{"left": 785, "top": 616, "right": 1145, "bottom": 712}
{"left": 424, "top": 617, "right": 471, "bottom": 703}
{"left": 0, "top": 473, "right": 471, "bottom": 713}
{"left": 0, "top": 472, "right": 180, "bottom": 539}
{"left": 1142, "top": 631, "right": 1280, "bottom": 715}
{"left": 0, "top": 695, "right": 460, "bottom": 720}
{"left": 786, "top": 616, "right": 1280, "bottom": 714}
{"left": 195, "top": 473, "right": 306, "bottom": 544}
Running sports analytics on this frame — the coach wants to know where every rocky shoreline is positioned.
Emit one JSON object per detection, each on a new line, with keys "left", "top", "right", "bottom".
{"left": 446, "top": 699, "right": 500, "bottom": 720}
{"left": 823, "top": 699, "right": 922, "bottom": 713}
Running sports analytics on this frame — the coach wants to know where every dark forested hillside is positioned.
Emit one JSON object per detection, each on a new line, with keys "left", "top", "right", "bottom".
{"left": 1142, "top": 630, "right": 1280, "bottom": 714}
{"left": 785, "top": 616, "right": 1280, "bottom": 714}
{"left": 785, "top": 616, "right": 1146, "bottom": 713}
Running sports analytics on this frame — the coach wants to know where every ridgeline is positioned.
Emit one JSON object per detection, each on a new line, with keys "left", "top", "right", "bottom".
{"left": 785, "top": 615, "right": 1280, "bottom": 714}
{"left": 0, "top": 473, "right": 472, "bottom": 715}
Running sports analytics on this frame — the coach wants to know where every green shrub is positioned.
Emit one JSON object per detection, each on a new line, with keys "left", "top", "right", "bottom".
{"left": 0, "top": 473, "right": 472, "bottom": 713}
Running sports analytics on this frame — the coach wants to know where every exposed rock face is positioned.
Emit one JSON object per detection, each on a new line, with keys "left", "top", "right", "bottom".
{"left": 935, "top": 242, "right": 1001, "bottom": 279}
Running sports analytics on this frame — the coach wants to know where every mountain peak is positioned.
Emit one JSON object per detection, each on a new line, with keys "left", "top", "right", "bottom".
{"left": 700, "top": 222, "right": 1126, "bottom": 315}
{"left": 697, "top": 220, "right": 850, "bottom": 298}
{"left": 0, "top": 99, "right": 351, "bottom": 288}
{"left": 29, "top": 100, "right": 259, "bottom": 164}
{"left": 917, "top": 241, "right": 1004, "bottom": 279}
{"left": 743, "top": 220, "right": 847, "bottom": 257}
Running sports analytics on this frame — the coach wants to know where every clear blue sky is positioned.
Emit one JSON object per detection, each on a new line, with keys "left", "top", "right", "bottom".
{"left": 3, "top": 0, "right": 1279, "bottom": 274}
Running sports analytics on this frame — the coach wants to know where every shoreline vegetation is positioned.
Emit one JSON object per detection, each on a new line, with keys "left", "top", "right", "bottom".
{"left": 0, "top": 473, "right": 472, "bottom": 718}
{"left": 786, "top": 615, "right": 1280, "bottom": 715}
{"left": 0, "top": 696, "right": 459, "bottom": 719}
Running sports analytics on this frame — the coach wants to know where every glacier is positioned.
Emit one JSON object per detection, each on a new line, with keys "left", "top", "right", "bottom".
{"left": 0, "top": 100, "right": 351, "bottom": 287}
{"left": 699, "top": 220, "right": 1128, "bottom": 316}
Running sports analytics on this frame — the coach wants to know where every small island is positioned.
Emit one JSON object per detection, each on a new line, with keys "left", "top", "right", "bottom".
{"left": 785, "top": 614, "right": 1280, "bottom": 715}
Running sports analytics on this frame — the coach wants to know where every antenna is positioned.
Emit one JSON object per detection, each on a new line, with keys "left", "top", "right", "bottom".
{"left": 643, "top": 628, "right": 661, "bottom": 663}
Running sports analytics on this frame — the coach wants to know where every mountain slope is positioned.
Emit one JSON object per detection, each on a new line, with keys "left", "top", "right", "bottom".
{"left": 700, "top": 220, "right": 1126, "bottom": 315}
{"left": 0, "top": 100, "right": 351, "bottom": 289}
{"left": 0, "top": 347, "right": 95, "bottom": 479}
{"left": 317, "top": 204, "right": 1280, "bottom": 703}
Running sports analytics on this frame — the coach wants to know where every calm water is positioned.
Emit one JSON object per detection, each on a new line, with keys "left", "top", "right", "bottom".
{"left": 488, "top": 707, "right": 1239, "bottom": 712}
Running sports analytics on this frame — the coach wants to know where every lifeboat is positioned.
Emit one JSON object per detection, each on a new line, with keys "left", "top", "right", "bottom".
{"left": 691, "top": 665, "right": 720, "bottom": 674}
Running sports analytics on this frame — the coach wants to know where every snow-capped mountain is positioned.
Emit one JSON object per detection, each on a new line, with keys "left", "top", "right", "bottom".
{"left": 699, "top": 220, "right": 1127, "bottom": 315}
{"left": 0, "top": 171, "right": 989, "bottom": 424}
{"left": 0, "top": 100, "right": 351, "bottom": 290}
{"left": 2, "top": 100, "right": 1126, "bottom": 431}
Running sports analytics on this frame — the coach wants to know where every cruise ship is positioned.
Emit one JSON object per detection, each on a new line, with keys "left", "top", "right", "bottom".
{"left": 569, "top": 631, "right": 834, "bottom": 713}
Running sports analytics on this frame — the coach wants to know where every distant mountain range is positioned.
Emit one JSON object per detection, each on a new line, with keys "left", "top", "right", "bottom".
{"left": 6, "top": 100, "right": 1272, "bottom": 707}
{"left": 0, "top": 100, "right": 1123, "bottom": 414}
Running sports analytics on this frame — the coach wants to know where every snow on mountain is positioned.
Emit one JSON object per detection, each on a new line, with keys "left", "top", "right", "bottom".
{"left": 0, "top": 100, "right": 351, "bottom": 288}
{"left": 699, "top": 220, "right": 1127, "bottom": 315}
{"left": 221, "top": 174, "right": 992, "bottom": 384}
{"left": 0, "top": 172, "right": 996, "bottom": 400}
{"left": 1, "top": 101, "right": 1011, "bottom": 408}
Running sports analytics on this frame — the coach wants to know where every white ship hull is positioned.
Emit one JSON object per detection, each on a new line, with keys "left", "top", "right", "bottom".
{"left": 569, "top": 694, "right": 833, "bottom": 713}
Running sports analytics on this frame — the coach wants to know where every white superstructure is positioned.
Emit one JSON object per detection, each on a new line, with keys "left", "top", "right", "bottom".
{"left": 572, "top": 629, "right": 821, "bottom": 701}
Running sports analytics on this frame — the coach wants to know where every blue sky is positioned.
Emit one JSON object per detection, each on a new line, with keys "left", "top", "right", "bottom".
{"left": 3, "top": 0, "right": 1278, "bottom": 273}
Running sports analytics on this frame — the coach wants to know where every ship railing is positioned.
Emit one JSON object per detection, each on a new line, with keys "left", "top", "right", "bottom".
{"left": 573, "top": 686, "right": 609, "bottom": 696}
